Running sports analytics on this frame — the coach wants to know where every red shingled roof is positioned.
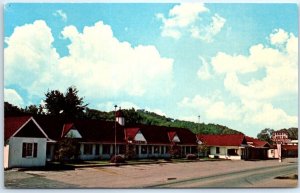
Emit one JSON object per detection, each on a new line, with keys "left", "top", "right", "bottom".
{"left": 5, "top": 116, "right": 32, "bottom": 141}
{"left": 197, "top": 134, "right": 247, "bottom": 146}
{"left": 245, "top": 136, "right": 270, "bottom": 148}
{"left": 124, "top": 128, "right": 140, "bottom": 141}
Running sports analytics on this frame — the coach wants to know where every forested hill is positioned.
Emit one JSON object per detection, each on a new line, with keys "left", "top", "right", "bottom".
{"left": 4, "top": 101, "right": 242, "bottom": 135}
{"left": 85, "top": 108, "right": 242, "bottom": 135}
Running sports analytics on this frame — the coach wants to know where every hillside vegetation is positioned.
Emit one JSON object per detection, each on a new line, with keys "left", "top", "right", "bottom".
{"left": 85, "top": 107, "right": 242, "bottom": 135}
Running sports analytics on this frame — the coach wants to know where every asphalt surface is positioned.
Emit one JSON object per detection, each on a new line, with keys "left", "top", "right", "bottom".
{"left": 146, "top": 162, "right": 298, "bottom": 188}
{"left": 4, "top": 170, "right": 78, "bottom": 188}
{"left": 4, "top": 158, "right": 298, "bottom": 188}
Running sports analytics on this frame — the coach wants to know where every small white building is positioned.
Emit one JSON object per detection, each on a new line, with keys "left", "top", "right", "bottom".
{"left": 4, "top": 116, "right": 50, "bottom": 168}
{"left": 197, "top": 134, "right": 249, "bottom": 160}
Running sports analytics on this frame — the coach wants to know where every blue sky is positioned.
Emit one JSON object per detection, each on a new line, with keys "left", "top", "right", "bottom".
{"left": 4, "top": 3, "right": 298, "bottom": 137}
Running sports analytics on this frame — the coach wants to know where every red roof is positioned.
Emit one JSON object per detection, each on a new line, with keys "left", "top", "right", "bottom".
{"left": 282, "top": 145, "right": 298, "bottom": 151}
{"left": 168, "top": 131, "right": 177, "bottom": 142}
{"left": 245, "top": 136, "right": 270, "bottom": 148}
{"left": 4, "top": 116, "right": 32, "bottom": 141}
{"left": 124, "top": 128, "right": 140, "bottom": 141}
{"left": 61, "top": 123, "right": 74, "bottom": 138}
{"left": 197, "top": 134, "right": 247, "bottom": 146}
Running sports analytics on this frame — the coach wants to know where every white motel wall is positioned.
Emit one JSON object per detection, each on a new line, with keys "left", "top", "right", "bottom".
{"left": 5, "top": 137, "right": 47, "bottom": 168}
{"left": 208, "top": 146, "right": 242, "bottom": 160}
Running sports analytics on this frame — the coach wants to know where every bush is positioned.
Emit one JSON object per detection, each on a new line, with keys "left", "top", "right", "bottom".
{"left": 186, "top": 154, "right": 197, "bottom": 160}
{"left": 110, "top": 155, "right": 126, "bottom": 163}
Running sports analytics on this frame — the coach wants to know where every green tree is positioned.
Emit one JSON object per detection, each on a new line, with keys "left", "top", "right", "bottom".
{"left": 197, "top": 142, "right": 209, "bottom": 158}
{"left": 24, "top": 105, "right": 39, "bottom": 114}
{"left": 55, "top": 138, "right": 80, "bottom": 163}
{"left": 44, "top": 86, "right": 87, "bottom": 119}
{"left": 123, "top": 108, "right": 142, "bottom": 124}
{"left": 257, "top": 128, "right": 274, "bottom": 144}
{"left": 287, "top": 127, "right": 298, "bottom": 140}
{"left": 44, "top": 90, "right": 65, "bottom": 116}
{"left": 4, "top": 102, "right": 24, "bottom": 116}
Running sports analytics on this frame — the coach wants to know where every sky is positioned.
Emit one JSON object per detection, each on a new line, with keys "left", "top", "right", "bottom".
{"left": 3, "top": 2, "right": 298, "bottom": 137}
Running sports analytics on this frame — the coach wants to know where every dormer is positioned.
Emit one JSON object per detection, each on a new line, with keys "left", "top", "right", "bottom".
{"left": 61, "top": 123, "right": 82, "bottom": 138}
{"left": 168, "top": 131, "right": 181, "bottom": 143}
{"left": 125, "top": 128, "right": 147, "bottom": 144}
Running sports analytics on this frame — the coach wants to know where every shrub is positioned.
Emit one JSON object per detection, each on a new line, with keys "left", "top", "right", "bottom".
{"left": 110, "top": 155, "right": 126, "bottom": 163}
{"left": 186, "top": 154, "right": 197, "bottom": 160}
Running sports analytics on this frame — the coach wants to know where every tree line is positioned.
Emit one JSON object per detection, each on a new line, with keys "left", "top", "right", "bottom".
{"left": 5, "top": 86, "right": 297, "bottom": 138}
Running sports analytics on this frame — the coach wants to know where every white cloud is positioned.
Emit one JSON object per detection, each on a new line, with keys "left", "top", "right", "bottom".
{"left": 58, "top": 21, "right": 174, "bottom": 98}
{"left": 178, "top": 93, "right": 297, "bottom": 130}
{"left": 270, "top": 28, "right": 289, "bottom": 45}
{"left": 178, "top": 95, "right": 242, "bottom": 121}
{"left": 53, "top": 10, "right": 67, "bottom": 22}
{"left": 5, "top": 20, "right": 174, "bottom": 104}
{"left": 244, "top": 103, "right": 297, "bottom": 129}
{"left": 189, "top": 29, "right": 298, "bottom": 130}
{"left": 4, "top": 88, "right": 24, "bottom": 107}
{"left": 157, "top": 3, "right": 225, "bottom": 42}
{"left": 211, "top": 30, "right": 298, "bottom": 100}
{"left": 190, "top": 14, "right": 226, "bottom": 42}
{"left": 4, "top": 20, "right": 60, "bottom": 96}
{"left": 197, "top": 56, "right": 212, "bottom": 80}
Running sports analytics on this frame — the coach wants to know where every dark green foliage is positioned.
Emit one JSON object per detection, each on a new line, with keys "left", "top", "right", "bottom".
{"left": 257, "top": 128, "right": 275, "bottom": 143}
{"left": 44, "top": 86, "right": 88, "bottom": 119}
{"left": 287, "top": 127, "right": 298, "bottom": 140}
{"left": 55, "top": 138, "right": 80, "bottom": 162}
{"left": 4, "top": 102, "right": 24, "bottom": 116}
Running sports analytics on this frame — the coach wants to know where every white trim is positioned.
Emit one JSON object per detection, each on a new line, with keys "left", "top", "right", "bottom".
{"left": 11, "top": 117, "right": 50, "bottom": 140}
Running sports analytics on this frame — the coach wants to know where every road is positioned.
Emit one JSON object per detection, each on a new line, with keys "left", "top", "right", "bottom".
{"left": 4, "top": 158, "right": 298, "bottom": 188}
{"left": 146, "top": 162, "right": 298, "bottom": 188}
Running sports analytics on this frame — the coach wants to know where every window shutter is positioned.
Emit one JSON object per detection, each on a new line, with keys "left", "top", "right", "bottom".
{"left": 22, "top": 143, "right": 26, "bottom": 157}
{"left": 33, "top": 143, "right": 38, "bottom": 157}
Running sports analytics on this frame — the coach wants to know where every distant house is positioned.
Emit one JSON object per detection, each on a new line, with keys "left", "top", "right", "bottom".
{"left": 245, "top": 136, "right": 270, "bottom": 160}
{"left": 196, "top": 134, "right": 248, "bottom": 160}
{"left": 271, "top": 130, "right": 291, "bottom": 144}
{"left": 4, "top": 116, "right": 50, "bottom": 168}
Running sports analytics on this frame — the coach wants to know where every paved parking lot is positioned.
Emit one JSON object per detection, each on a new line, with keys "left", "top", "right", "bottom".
{"left": 4, "top": 158, "right": 298, "bottom": 188}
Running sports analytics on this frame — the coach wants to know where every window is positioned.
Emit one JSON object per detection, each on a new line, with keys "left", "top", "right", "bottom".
{"left": 22, "top": 143, "right": 37, "bottom": 158}
{"left": 227, "top": 149, "right": 238, "bottom": 156}
{"left": 216, "top": 147, "right": 220, "bottom": 154}
{"left": 154, "top": 146, "right": 159, "bottom": 154}
{"left": 186, "top": 146, "right": 191, "bottom": 154}
{"left": 83, "top": 144, "right": 93, "bottom": 155}
{"left": 103, "top": 145, "right": 110, "bottom": 154}
{"left": 95, "top": 144, "right": 100, "bottom": 155}
{"left": 119, "top": 145, "right": 125, "bottom": 154}
{"left": 148, "top": 146, "right": 152, "bottom": 154}
{"left": 141, "top": 146, "right": 147, "bottom": 154}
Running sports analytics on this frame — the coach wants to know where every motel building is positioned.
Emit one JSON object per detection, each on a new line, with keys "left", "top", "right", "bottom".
{"left": 4, "top": 110, "right": 295, "bottom": 168}
{"left": 4, "top": 110, "right": 197, "bottom": 168}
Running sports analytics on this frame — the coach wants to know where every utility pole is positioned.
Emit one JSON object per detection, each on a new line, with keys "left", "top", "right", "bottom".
{"left": 114, "top": 105, "right": 117, "bottom": 160}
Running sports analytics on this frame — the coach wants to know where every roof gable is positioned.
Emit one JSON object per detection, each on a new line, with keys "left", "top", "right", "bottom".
{"left": 5, "top": 116, "right": 48, "bottom": 141}
{"left": 125, "top": 128, "right": 147, "bottom": 143}
{"left": 245, "top": 136, "right": 270, "bottom": 148}
{"left": 168, "top": 131, "right": 180, "bottom": 142}
{"left": 61, "top": 123, "right": 82, "bottom": 138}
